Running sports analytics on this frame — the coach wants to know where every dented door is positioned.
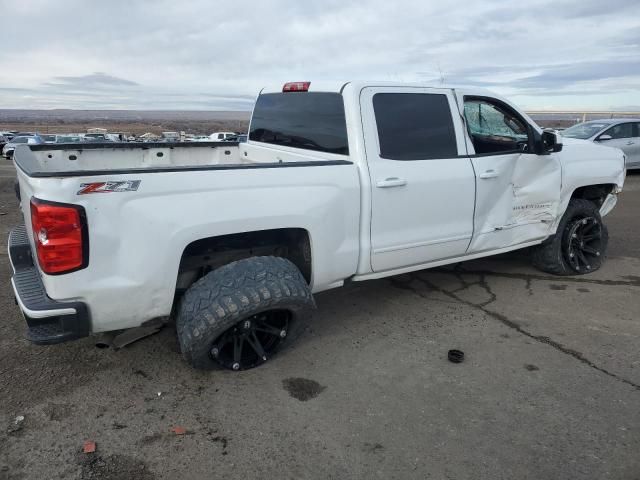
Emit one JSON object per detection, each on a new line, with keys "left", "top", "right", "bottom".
{"left": 468, "top": 153, "right": 561, "bottom": 253}
{"left": 455, "top": 92, "right": 562, "bottom": 254}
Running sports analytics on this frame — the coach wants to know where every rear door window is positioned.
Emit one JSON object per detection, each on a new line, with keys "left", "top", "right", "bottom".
{"left": 372, "top": 93, "right": 457, "bottom": 160}
{"left": 250, "top": 92, "right": 349, "bottom": 155}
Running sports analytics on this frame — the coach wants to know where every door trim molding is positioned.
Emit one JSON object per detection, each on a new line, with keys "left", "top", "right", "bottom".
{"left": 373, "top": 234, "right": 472, "bottom": 254}
{"left": 354, "top": 239, "right": 545, "bottom": 281}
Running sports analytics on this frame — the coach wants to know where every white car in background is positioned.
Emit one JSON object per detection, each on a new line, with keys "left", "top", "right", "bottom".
{"left": 561, "top": 119, "right": 640, "bottom": 169}
{"left": 209, "top": 131, "right": 236, "bottom": 141}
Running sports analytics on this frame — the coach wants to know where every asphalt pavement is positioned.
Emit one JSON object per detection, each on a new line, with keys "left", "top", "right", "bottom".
{"left": 0, "top": 163, "right": 638, "bottom": 480}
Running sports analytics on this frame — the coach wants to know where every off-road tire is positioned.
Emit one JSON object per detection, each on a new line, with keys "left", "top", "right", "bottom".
{"left": 531, "top": 198, "right": 608, "bottom": 275}
{"left": 176, "top": 256, "right": 315, "bottom": 370}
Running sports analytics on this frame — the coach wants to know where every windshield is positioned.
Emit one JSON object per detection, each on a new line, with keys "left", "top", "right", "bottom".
{"left": 562, "top": 122, "right": 609, "bottom": 139}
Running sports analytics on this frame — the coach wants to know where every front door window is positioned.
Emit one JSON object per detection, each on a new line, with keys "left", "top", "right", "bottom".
{"left": 463, "top": 100, "right": 529, "bottom": 155}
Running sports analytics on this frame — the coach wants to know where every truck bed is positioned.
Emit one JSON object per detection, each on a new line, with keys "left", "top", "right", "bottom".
{"left": 15, "top": 141, "right": 244, "bottom": 177}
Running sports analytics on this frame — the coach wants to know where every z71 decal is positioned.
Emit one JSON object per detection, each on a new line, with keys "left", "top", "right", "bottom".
{"left": 77, "top": 180, "right": 141, "bottom": 195}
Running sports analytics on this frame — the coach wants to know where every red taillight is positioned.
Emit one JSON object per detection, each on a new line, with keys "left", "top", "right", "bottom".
{"left": 283, "top": 81, "right": 310, "bottom": 92}
{"left": 30, "top": 198, "right": 87, "bottom": 274}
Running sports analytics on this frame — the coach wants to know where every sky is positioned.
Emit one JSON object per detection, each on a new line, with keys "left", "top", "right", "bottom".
{"left": 0, "top": 0, "right": 638, "bottom": 111}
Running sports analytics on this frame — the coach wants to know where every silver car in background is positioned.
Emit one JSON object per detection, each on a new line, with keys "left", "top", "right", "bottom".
{"left": 561, "top": 119, "right": 640, "bottom": 170}
{"left": 2, "top": 135, "right": 44, "bottom": 159}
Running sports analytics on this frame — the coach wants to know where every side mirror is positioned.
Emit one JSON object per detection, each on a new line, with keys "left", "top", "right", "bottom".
{"left": 597, "top": 134, "right": 612, "bottom": 141}
{"left": 535, "top": 130, "right": 563, "bottom": 154}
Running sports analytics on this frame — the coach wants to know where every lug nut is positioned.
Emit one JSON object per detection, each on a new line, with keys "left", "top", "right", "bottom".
{"left": 232, "top": 362, "right": 240, "bottom": 370}
{"left": 279, "top": 330, "right": 287, "bottom": 338}
{"left": 211, "top": 347, "right": 219, "bottom": 357}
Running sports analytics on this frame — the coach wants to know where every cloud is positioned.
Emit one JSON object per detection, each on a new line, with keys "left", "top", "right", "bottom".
{"left": 0, "top": 0, "right": 638, "bottom": 110}
{"left": 45, "top": 72, "right": 139, "bottom": 88}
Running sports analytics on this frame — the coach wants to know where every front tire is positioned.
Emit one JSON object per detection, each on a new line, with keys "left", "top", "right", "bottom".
{"left": 531, "top": 199, "right": 608, "bottom": 275}
{"left": 176, "top": 256, "right": 315, "bottom": 370}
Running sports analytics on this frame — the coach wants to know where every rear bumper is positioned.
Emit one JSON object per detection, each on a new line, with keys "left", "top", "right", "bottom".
{"left": 8, "top": 225, "right": 90, "bottom": 344}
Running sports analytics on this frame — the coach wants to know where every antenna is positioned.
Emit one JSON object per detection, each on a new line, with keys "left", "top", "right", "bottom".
{"left": 437, "top": 62, "right": 445, "bottom": 84}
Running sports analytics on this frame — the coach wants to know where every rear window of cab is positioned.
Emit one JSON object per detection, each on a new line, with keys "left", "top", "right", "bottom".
{"left": 249, "top": 92, "right": 349, "bottom": 155}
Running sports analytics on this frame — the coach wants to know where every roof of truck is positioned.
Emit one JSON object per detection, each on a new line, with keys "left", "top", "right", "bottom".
{"left": 260, "top": 81, "right": 494, "bottom": 95}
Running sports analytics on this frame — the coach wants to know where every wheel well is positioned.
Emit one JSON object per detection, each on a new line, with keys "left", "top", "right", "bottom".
{"left": 570, "top": 184, "right": 615, "bottom": 208}
{"left": 176, "top": 228, "right": 312, "bottom": 293}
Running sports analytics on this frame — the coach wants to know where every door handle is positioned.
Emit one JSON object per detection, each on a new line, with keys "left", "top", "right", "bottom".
{"left": 376, "top": 177, "right": 407, "bottom": 188}
{"left": 479, "top": 169, "right": 499, "bottom": 179}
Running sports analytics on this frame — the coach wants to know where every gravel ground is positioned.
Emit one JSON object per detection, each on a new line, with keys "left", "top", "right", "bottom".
{"left": 0, "top": 164, "right": 638, "bottom": 480}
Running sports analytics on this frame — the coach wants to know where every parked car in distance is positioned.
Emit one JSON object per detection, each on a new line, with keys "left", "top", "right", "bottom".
{"left": 41, "top": 134, "right": 57, "bottom": 144}
{"left": 188, "top": 136, "right": 214, "bottom": 142}
{"left": 562, "top": 119, "right": 640, "bottom": 170}
{"left": 82, "top": 134, "right": 115, "bottom": 143}
{"left": 2, "top": 135, "right": 43, "bottom": 159}
{"left": 209, "top": 131, "right": 236, "bottom": 141}
{"left": 55, "top": 135, "right": 83, "bottom": 143}
{"left": 225, "top": 134, "right": 248, "bottom": 143}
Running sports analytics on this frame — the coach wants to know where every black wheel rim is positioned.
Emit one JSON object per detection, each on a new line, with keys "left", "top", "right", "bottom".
{"left": 563, "top": 216, "right": 603, "bottom": 273}
{"left": 210, "top": 310, "right": 291, "bottom": 370}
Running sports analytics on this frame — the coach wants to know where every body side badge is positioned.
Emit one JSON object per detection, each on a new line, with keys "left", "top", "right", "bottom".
{"left": 77, "top": 180, "right": 141, "bottom": 195}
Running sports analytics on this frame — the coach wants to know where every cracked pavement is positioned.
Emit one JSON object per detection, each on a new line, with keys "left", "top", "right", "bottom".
{"left": 0, "top": 166, "right": 639, "bottom": 479}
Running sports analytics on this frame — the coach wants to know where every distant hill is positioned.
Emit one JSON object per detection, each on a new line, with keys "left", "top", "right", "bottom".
{"left": 0, "top": 109, "right": 251, "bottom": 122}
{"left": 0, "top": 109, "right": 251, "bottom": 136}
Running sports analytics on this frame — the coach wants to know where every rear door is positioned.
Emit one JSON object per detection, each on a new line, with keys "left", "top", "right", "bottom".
{"left": 361, "top": 87, "right": 476, "bottom": 272}
{"left": 457, "top": 93, "right": 562, "bottom": 253}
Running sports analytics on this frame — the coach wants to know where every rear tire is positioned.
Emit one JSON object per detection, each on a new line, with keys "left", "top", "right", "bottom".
{"left": 531, "top": 198, "right": 608, "bottom": 275}
{"left": 176, "top": 256, "right": 315, "bottom": 370}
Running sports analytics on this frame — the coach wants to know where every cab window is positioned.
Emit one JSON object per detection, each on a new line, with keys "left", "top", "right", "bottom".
{"left": 372, "top": 93, "right": 457, "bottom": 160}
{"left": 463, "top": 98, "right": 529, "bottom": 155}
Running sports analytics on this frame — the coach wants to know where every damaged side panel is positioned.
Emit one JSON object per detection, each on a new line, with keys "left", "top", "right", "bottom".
{"left": 467, "top": 152, "right": 562, "bottom": 253}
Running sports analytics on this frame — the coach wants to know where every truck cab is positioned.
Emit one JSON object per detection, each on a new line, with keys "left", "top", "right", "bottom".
{"left": 246, "top": 81, "right": 624, "bottom": 278}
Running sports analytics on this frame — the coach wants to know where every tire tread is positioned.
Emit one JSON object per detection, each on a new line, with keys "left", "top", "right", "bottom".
{"left": 531, "top": 198, "right": 608, "bottom": 275}
{"left": 176, "top": 256, "right": 315, "bottom": 370}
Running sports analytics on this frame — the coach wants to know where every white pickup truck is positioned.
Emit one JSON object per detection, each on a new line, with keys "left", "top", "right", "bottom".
{"left": 9, "top": 81, "right": 626, "bottom": 370}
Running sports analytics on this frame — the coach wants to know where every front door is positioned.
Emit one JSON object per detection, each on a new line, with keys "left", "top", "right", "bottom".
{"left": 458, "top": 94, "right": 562, "bottom": 253}
{"left": 361, "top": 87, "right": 476, "bottom": 272}
{"left": 597, "top": 122, "right": 640, "bottom": 169}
